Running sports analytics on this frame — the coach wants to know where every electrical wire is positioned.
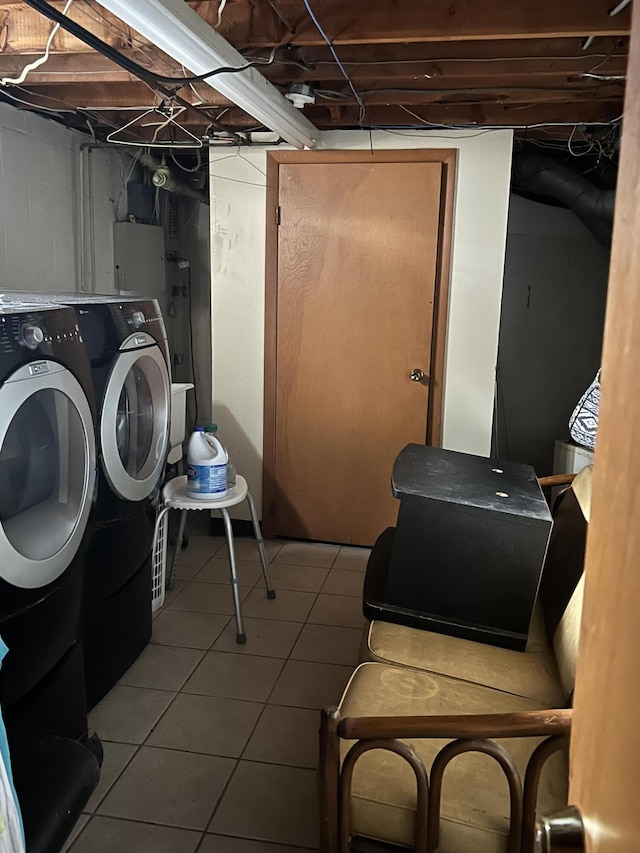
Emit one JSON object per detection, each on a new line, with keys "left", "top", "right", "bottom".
{"left": 215, "top": 0, "right": 228, "bottom": 29}
{"left": 0, "top": 88, "right": 72, "bottom": 113}
{"left": 1, "top": 0, "right": 74, "bottom": 87}
{"left": 170, "top": 148, "right": 203, "bottom": 173}
{"left": 301, "top": 0, "right": 366, "bottom": 126}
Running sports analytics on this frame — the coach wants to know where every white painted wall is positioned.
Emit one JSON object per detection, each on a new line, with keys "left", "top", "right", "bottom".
{"left": 0, "top": 102, "right": 120, "bottom": 294}
{"left": 210, "top": 129, "right": 513, "bottom": 515}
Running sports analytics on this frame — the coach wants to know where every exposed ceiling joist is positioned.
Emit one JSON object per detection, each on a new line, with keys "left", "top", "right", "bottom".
{"left": 199, "top": 0, "right": 631, "bottom": 45}
{"left": 0, "top": 0, "right": 630, "bottom": 145}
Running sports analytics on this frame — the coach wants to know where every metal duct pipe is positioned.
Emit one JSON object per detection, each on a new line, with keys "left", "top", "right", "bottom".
{"left": 511, "top": 152, "right": 615, "bottom": 246}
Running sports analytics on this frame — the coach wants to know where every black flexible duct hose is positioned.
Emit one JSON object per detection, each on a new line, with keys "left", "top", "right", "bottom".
{"left": 512, "top": 152, "right": 615, "bottom": 247}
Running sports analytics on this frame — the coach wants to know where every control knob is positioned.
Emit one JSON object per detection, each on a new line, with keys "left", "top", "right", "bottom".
{"left": 131, "top": 310, "right": 146, "bottom": 328}
{"left": 21, "top": 324, "right": 44, "bottom": 350}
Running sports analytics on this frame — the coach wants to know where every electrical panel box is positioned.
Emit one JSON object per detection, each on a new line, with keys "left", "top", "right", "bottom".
{"left": 113, "top": 222, "right": 166, "bottom": 300}
{"left": 363, "top": 444, "right": 553, "bottom": 651}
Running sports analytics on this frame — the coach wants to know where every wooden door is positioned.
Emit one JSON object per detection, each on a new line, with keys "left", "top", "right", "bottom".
{"left": 268, "top": 155, "right": 451, "bottom": 546}
{"left": 564, "top": 6, "right": 640, "bottom": 850}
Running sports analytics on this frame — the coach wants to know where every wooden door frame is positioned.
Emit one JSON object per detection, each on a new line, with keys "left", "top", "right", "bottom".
{"left": 262, "top": 148, "right": 457, "bottom": 537}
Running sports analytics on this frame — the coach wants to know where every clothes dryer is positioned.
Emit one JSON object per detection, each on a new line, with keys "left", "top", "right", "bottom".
{"left": 0, "top": 303, "right": 96, "bottom": 740}
{"left": 66, "top": 297, "right": 171, "bottom": 707}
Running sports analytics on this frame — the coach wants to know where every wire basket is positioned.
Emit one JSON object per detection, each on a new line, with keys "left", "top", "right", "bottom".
{"left": 151, "top": 507, "right": 168, "bottom": 613}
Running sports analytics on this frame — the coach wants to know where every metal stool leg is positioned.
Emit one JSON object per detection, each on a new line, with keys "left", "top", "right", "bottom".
{"left": 167, "top": 509, "right": 188, "bottom": 591}
{"left": 245, "top": 490, "right": 276, "bottom": 599}
{"left": 220, "top": 507, "right": 247, "bottom": 644}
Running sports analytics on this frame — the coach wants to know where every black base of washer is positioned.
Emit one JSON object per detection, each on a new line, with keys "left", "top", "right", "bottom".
{"left": 83, "top": 555, "right": 153, "bottom": 710}
{"left": 0, "top": 563, "right": 83, "bottom": 709}
{"left": 4, "top": 640, "right": 89, "bottom": 743}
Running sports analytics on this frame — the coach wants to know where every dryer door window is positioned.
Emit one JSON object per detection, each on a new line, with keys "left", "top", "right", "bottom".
{"left": 101, "top": 346, "right": 170, "bottom": 502}
{"left": 0, "top": 364, "right": 96, "bottom": 589}
{"left": 116, "top": 361, "right": 154, "bottom": 477}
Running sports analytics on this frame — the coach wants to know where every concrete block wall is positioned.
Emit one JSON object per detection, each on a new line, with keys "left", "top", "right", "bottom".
{"left": 0, "top": 102, "right": 120, "bottom": 294}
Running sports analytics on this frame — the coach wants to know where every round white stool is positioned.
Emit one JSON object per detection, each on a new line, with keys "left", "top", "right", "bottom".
{"left": 153, "top": 475, "right": 276, "bottom": 644}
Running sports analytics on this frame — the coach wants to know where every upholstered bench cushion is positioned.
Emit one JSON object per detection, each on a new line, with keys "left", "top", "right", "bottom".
{"left": 339, "top": 662, "right": 568, "bottom": 852}
{"left": 364, "top": 614, "right": 566, "bottom": 707}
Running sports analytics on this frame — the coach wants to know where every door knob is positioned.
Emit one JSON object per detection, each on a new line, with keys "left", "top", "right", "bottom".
{"left": 534, "top": 806, "right": 585, "bottom": 852}
{"left": 409, "top": 368, "right": 428, "bottom": 384}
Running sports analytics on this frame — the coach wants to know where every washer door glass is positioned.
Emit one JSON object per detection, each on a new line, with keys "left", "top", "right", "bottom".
{"left": 101, "top": 346, "right": 170, "bottom": 502}
{"left": 0, "top": 365, "right": 95, "bottom": 589}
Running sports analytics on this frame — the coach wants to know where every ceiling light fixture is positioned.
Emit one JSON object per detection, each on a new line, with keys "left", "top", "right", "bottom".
{"left": 93, "top": 0, "right": 318, "bottom": 149}
{"left": 285, "top": 83, "right": 316, "bottom": 109}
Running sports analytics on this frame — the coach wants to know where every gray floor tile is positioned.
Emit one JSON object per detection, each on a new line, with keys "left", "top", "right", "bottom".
{"left": 220, "top": 538, "right": 284, "bottom": 562}
{"left": 147, "top": 693, "right": 263, "bottom": 757}
{"left": 183, "top": 651, "right": 284, "bottom": 702}
{"left": 212, "top": 618, "right": 303, "bottom": 659}
{"left": 69, "top": 816, "right": 201, "bottom": 852}
{"left": 119, "top": 644, "right": 205, "bottom": 691}
{"left": 168, "top": 581, "right": 252, "bottom": 616}
{"left": 262, "top": 563, "right": 329, "bottom": 593}
{"left": 156, "top": 579, "right": 186, "bottom": 611}
{"left": 321, "top": 568, "right": 365, "bottom": 597}
{"left": 201, "top": 836, "right": 309, "bottom": 853}
{"left": 171, "top": 553, "right": 212, "bottom": 582}
{"left": 84, "top": 742, "right": 138, "bottom": 812}
{"left": 241, "top": 588, "right": 316, "bottom": 622}
{"left": 180, "top": 534, "right": 227, "bottom": 556}
{"left": 97, "top": 746, "right": 234, "bottom": 829}
{"left": 152, "top": 609, "right": 230, "bottom": 650}
{"left": 269, "top": 660, "right": 353, "bottom": 710}
{"left": 195, "top": 557, "right": 265, "bottom": 586}
{"left": 209, "top": 761, "right": 318, "bottom": 848}
{"left": 333, "top": 546, "right": 370, "bottom": 571}
{"left": 274, "top": 541, "right": 339, "bottom": 567}
{"left": 243, "top": 705, "right": 318, "bottom": 769}
{"left": 290, "top": 623, "right": 362, "bottom": 666}
{"left": 308, "top": 593, "right": 365, "bottom": 629}
{"left": 88, "top": 685, "right": 175, "bottom": 744}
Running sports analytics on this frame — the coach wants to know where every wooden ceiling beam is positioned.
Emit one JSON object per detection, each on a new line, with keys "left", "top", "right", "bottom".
{"left": 20, "top": 76, "right": 624, "bottom": 111}
{"left": 23, "top": 80, "right": 233, "bottom": 108}
{"left": 0, "top": 51, "right": 143, "bottom": 82}
{"left": 0, "top": 2, "right": 137, "bottom": 54}
{"left": 260, "top": 36, "right": 629, "bottom": 65}
{"left": 83, "top": 98, "right": 623, "bottom": 131}
{"left": 1, "top": 1, "right": 631, "bottom": 55}
{"left": 0, "top": 41, "right": 627, "bottom": 86}
{"left": 319, "top": 89, "right": 625, "bottom": 108}
{"left": 200, "top": 0, "right": 631, "bottom": 46}
{"left": 264, "top": 61, "right": 629, "bottom": 87}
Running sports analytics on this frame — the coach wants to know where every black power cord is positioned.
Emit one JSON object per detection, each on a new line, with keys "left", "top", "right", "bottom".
{"left": 22, "top": 0, "right": 277, "bottom": 89}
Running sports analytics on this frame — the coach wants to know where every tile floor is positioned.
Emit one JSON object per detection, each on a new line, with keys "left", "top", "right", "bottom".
{"left": 65, "top": 523, "right": 369, "bottom": 852}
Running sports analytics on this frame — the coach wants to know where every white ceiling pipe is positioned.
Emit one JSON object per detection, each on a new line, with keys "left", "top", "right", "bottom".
{"left": 94, "top": 0, "right": 318, "bottom": 149}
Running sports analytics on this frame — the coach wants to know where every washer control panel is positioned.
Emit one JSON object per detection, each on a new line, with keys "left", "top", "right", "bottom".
{"left": 0, "top": 309, "right": 82, "bottom": 357}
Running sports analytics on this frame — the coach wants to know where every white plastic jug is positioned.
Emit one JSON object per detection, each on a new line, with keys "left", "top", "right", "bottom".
{"left": 186, "top": 426, "right": 228, "bottom": 499}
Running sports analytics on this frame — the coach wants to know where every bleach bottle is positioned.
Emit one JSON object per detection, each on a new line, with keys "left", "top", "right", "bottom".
{"left": 186, "top": 426, "right": 228, "bottom": 499}
{"left": 204, "top": 423, "right": 236, "bottom": 488}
